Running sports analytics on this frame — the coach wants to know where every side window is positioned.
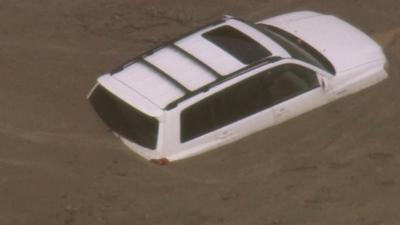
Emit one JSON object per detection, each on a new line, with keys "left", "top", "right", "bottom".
{"left": 180, "top": 97, "right": 216, "bottom": 143}
{"left": 181, "top": 72, "right": 270, "bottom": 142}
{"left": 180, "top": 64, "right": 320, "bottom": 142}
{"left": 263, "top": 64, "right": 320, "bottom": 105}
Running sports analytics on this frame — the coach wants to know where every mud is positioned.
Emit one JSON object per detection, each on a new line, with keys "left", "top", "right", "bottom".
{"left": 1, "top": 0, "right": 400, "bottom": 224}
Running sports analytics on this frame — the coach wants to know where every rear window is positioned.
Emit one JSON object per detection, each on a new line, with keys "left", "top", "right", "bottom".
{"left": 202, "top": 25, "right": 271, "bottom": 64}
{"left": 89, "top": 85, "right": 159, "bottom": 149}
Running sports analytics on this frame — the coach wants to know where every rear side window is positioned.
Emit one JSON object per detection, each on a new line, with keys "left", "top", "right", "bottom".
{"left": 180, "top": 64, "right": 319, "bottom": 142}
{"left": 89, "top": 85, "right": 159, "bottom": 149}
{"left": 203, "top": 25, "right": 271, "bottom": 64}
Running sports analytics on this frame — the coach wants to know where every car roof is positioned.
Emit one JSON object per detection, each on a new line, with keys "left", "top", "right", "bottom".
{"left": 107, "top": 17, "right": 289, "bottom": 111}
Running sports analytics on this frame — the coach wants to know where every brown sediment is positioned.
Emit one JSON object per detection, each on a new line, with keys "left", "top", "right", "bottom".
{"left": 0, "top": 0, "right": 399, "bottom": 225}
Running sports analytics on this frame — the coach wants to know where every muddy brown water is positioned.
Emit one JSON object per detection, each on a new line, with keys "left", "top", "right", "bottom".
{"left": 0, "top": 0, "right": 399, "bottom": 224}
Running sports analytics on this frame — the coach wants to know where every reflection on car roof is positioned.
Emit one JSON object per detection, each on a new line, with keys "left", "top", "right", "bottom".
{"left": 111, "top": 18, "right": 282, "bottom": 110}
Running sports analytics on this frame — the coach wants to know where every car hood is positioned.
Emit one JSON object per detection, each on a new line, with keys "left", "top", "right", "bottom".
{"left": 258, "top": 11, "right": 386, "bottom": 73}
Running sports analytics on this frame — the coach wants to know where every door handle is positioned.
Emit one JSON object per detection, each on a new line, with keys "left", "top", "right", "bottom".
{"left": 217, "top": 130, "right": 232, "bottom": 139}
{"left": 275, "top": 107, "right": 289, "bottom": 117}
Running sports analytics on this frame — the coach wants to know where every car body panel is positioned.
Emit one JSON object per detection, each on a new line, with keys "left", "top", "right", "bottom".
{"left": 259, "top": 11, "right": 386, "bottom": 73}
{"left": 176, "top": 19, "right": 290, "bottom": 75}
{"left": 112, "top": 62, "right": 186, "bottom": 109}
{"left": 144, "top": 46, "right": 217, "bottom": 91}
{"left": 88, "top": 11, "right": 388, "bottom": 163}
{"left": 328, "top": 60, "right": 388, "bottom": 100}
{"left": 272, "top": 86, "right": 326, "bottom": 124}
{"left": 161, "top": 61, "right": 282, "bottom": 160}
{"left": 97, "top": 75, "right": 164, "bottom": 118}
{"left": 160, "top": 59, "right": 327, "bottom": 161}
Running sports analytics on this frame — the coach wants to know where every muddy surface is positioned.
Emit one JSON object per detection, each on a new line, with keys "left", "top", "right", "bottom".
{"left": 0, "top": 0, "right": 399, "bottom": 224}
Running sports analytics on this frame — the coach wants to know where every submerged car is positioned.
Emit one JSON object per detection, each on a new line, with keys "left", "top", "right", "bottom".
{"left": 88, "top": 11, "right": 388, "bottom": 163}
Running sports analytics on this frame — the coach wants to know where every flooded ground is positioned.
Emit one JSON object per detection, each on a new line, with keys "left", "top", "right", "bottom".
{"left": 0, "top": 0, "right": 399, "bottom": 224}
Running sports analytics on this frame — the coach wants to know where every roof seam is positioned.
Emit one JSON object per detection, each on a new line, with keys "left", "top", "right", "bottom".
{"left": 141, "top": 59, "right": 191, "bottom": 94}
{"left": 113, "top": 77, "right": 161, "bottom": 109}
{"left": 170, "top": 44, "right": 222, "bottom": 79}
{"left": 165, "top": 56, "right": 282, "bottom": 110}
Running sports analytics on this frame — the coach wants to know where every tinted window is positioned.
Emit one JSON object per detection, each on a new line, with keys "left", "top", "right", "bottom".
{"left": 89, "top": 85, "right": 159, "bottom": 149}
{"left": 180, "top": 98, "right": 215, "bottom": 143}
{"left": 263, "top": 64, "right": 320, "bottom": 105}
{"left": 257, "top": 24, "right": 336, "bottom": 75}
{"left": 203, "top": 25, "right": 272, "bottom": 64}
{"left": 181, "top": 64, "right": 319, "bottom": 142}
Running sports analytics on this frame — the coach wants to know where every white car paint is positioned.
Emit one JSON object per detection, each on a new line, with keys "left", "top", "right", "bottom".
{"left": 88, "top": 11, "right": 388, "bottom": 163}
{"left": 259, "top": 11, "right": 386, "bottom": 73}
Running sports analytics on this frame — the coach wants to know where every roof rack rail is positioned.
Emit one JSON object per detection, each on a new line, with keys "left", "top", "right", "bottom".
{"left": 222, "top": 15, "right": 235, "bottom": 20}
{"left": 164, "top": 56, "right": 282, "bottom": 110}
{"left": 107, "top": 17, "right": 282, "bottom": 111}
{"left": 170, "top": 44, "right": 222, "bottom": 79}
{"left": 109, "top": 19, "right": 225, "bottom": 75}
{"left": 141, "top": 59, "right": 190, "bottom": 94}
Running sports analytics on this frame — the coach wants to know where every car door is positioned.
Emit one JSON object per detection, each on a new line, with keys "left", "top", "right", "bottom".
{"left": 263, "top": 64, "right": 327, "bottom": 124}
{"left": 210, "top": 74, "right": 275, "bottom": 145}
{"left": 179, "top": 70, "right": 277, "bottom": 150}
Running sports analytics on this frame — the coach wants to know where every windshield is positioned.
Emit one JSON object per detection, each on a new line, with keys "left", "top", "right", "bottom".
{"left": 256, "top": 24, "right": 336, "bottom": 75}
{"left": 89, "top": 85, "right": 159, "bottom": 149}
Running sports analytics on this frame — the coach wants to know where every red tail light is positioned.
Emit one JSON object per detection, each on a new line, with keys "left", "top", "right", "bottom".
{"left": 150, "top": 158, "right": 170, "bottom": 165}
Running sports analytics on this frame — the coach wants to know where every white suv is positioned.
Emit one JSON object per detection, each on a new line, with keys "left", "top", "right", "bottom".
{"left": 88, "top": 11, "right": 388, "bottom": 164}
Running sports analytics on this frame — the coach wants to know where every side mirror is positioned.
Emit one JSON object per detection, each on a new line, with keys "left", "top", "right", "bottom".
{"left": 320, "top": 77, "right": 330, "bottom": 91}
